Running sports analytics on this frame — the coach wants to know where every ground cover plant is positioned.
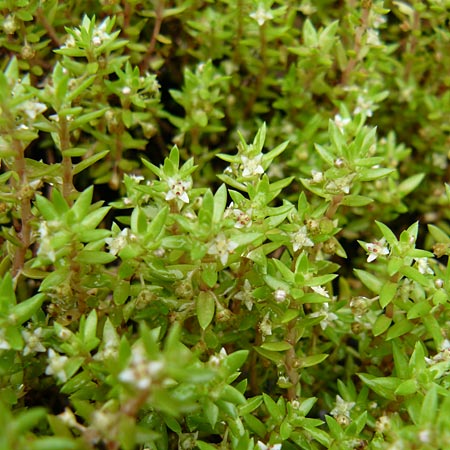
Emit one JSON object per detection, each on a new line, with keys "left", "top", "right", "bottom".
{"left": 1, "top": 0, "right": 450, "bottom": 449}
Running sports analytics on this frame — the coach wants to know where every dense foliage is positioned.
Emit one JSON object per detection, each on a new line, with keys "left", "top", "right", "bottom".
{"left": 1, "top": 1, "right": 450, "bottom": 449}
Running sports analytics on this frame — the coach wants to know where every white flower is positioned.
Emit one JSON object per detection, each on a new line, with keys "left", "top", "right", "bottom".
{"left": 22, "top": 327, "right": 46, "bottom": 356}
{"left": 256, "top": 441, "right": 282, "bottom": 450}
{"left": 3, "top": 15, "right": 18, "bottom": 34}
{"left": 311, "top": 286, "right": 330, "bottom": 298}
{"left": 365, "top": 238, "right": 389, "bottom": 262}
{"left": 366, "top": 28, "right": 381, "bottom": 46}
{"left": 250, "top": 4, "right": 274, "bottom": 26}
{"left": 273, "top": 289, "right": 287, "bottom": 303}
{"left": 290, "top": 226, "right": 314, "bottom": 252}
{"left": 122, "top": 86, "right": 131, "bottom": 95}
{"left": 354, "top": 95, "right": 374, "bottom": 117}
{"left": 310, "top": 302, "right": 338, "bottom": 330}
{"left": 330, "top": 395, "right": 355, "bottom": 418}
{"left": 240, "top": 154, "right": 264, "bottom": 178}
{"left": 334, "top": 114, "right": 351, "bottom": 131}
{"left": 207, "top": 233, "right": 238, "bottom": 265}
{"left": 235, "top": 279, "right": 254, "bottom": 310}
{"left": 119, "top": 344, "right": 164, "bottom": 391}
{"left": 259, "top": 312, "right": 272, "bottom": 337}
{"left": 209, "top": 347, "right": 227, "bottom": 368}
{"left": 165, "top": 177, "right": 191, "bottom": 204}
{"left": 21, "top": 100, "right": 47, "bottom": 119}
{"left": 311, "top": 170, "right": 324, "bottom": 183}
{"left": 425, "top": 339, "right": 450, "bottom": 365}
{"left": 129, "top": 174, "right": 144, "bottom": 183}
{"left": 415, "top": 258, "right": 434, "bottom": 275}
{"left": 105, "top": 228, "right": 135, "bottom": 256}
{"left": 0, "top": 329, "right": 11, "bottom": 350}
{"left": 46, "top": 349, "right": 69, "bottom": 382}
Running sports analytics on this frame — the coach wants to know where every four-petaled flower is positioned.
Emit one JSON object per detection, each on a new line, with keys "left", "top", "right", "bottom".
{"left": 250, "top": 4, "right": 274, "bottom": 27}
{"left": 290, "top": 226, "right": 314, "bottom": 252}
{"left": 365, "top": 238, "right": 389, "bottom": 262}
{"left": 330, "top": 395, "right": 356, "bottom": 418}
{"left": 207, "top": 233, "right": 238, "bottom": 265}
{"left": 310, "top": 302, "right": 338, "bottom": 330}
{"left": 165, "top": 177, "right": 191, "bottom": 204}
{"left": 235, "top": 279, "right": 254, "bottom": 310}
{"left": 119, "top": 343, "right": 165, "bottom": 391}
{"left": 46, "top": 349, "right": 69, "bottom": 382}
{"left": 240, "top": 154, "right": 264, "bottom": 178}
{"left": 22, "top": 327, "right": 46, "bottom": 356}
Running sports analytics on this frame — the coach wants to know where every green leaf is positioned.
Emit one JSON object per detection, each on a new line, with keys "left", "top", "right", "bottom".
{"left": 73, "top": 150, "right": 109, "bottom": 175}
{"left": 297, "top": 354, "right": 329, "bottom": 368}
{"left": 260, "top": 341, "right": 292, "bottom": 352}
{"left": 375, "top": 221, "right": 398, "bottom": 246}
{"left": 114, "top": 280, "right": 130, "bottom": 305}
{"left": 399, "top": 266, "right": 432, "bottom": 287}
{"left": 263, "top": 393, "right": 283, "bottom": 422}
{"left": 354, "top": 269, "right": 383, "bottom": 294}
{"left": 357, "top": 373, "right": 402, "bottom": 400}
{"left": 407, "top": 301, "right": 431, "bottom": 319}
{"left": 386, "top": 318, "right": 414, "bottom": 340}
{"left": 340, "top": 195, "right": 373, "bottom": 207}
{"left": 197, "top": 291, "right": 215, "bottom": 330}
{"left": 398, "top": 173, "right": 425, "bottom": 197}
{"left": 12, "top": 293, "right": 45, "bottom": 324}
{"left": 395, "top": 379, "right": 417, "bottom": 396}
{"left": 372, "top": 314, "right": 391, "bottom": 336}
{"left": 379, "top": 281, "right": 397, "bottom": 308}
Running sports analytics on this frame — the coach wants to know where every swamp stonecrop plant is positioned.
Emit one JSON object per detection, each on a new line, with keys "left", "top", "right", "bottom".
{"left": 1, "top": 1, "right": 450, "bottom": 449}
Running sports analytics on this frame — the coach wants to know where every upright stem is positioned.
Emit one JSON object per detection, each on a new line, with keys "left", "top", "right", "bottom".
{"left": 12, "top": 138, "right": 32, "bottom": 279}
{"left": 285, "top": 319, "right": 300, "bottom": 401}
{"left": 140, "top": 0, "right": 165, "bottom": 72}
{"left": 340, "top": 1, "right": 371, "bottom": 86}
{"left": 59, "top": 115, "right": 75, "bottom": 203}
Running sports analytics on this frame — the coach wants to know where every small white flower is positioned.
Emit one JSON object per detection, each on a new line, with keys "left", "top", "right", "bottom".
{"left": 250, "top": 4, "right": 274, "bottom": 27}
{"left": 365, "top": 238, "right": 389, "bottom": 262}
{"left": 415, "top": 258, "right": 434, "bottom": 275}
{"left": 311, "top": 170, "right": 324, "bottom": 183}
{"left": 256, "top": 441, "right": 282, "bottom": 450}
{"left": 0, "top": 329, "right": 11, "bottom": 350}
{"left": 334, "top": 114, "right": 351, "bottom": 131}
{"left": 119, "top": 344, "right": 164, "bottom": 391}
{"left": 235, "top": 279, "right": 254, "bottom": 310}
{"left": 311, "top": 286, "right": 330, "bottom": 298}
{"left": 330, "top": 395, "right": 355, "bottom": 419}
{"left": 366, "top": 28, "right": 381, "bottom": 46}
{"left": 122, "top": 86, "right": 131, "bottom": 95}
{"left": 375, "top": 415, "right": 391, "bottom": 433}
{"left": 290, "top": 226, "right": 314, "bottom": 252}
{"left": 240, "top": 154, "right": 264, "bottom": 178}
{"left": 209, "top": 347, "right": 227, "bottom": 368}
{"left": 354, "top": 95, "right": 374, "bottom": 117}
{"left": 92, "top": 36, "right": 103, "bottom": 47}
{"left": 207, "top": 233, "right": 238, "bottom": 265}
{"left": 129, "top": 174, "right": 144, "bottom": 183}
{"left": 3, "top": 15, "right": 18, "bottom": 34}
{"left": 105, "top": 228, "right": 135, "bottom": 256}
{"left": 310, "top": 302, "right": 338, "bottom": 330}
{"left": 20, "top": 100, "right": 47, "bottom": 120}
{"left": 22, "top": 327, "right": 46, "bottom": 356}
{"left": 165, "top": 177, "right": 191, "bottom": 204}
{"left": 46, "top": 349, "right": 69, "bottom": 382}
{"left": 259, "top": 312, "right": 272, "bottom": 337}
{"left": 273, "top": 289, "right": 287, "bottom": 303}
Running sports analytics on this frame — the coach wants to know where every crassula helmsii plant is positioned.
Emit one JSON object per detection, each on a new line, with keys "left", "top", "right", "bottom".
{"left": 1, "top": 1, "right": 450, "bottom": 449}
